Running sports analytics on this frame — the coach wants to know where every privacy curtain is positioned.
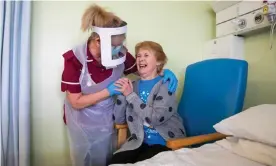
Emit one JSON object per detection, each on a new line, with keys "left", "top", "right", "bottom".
{"left": 0, "top": 1, "right": 31, "bottom": 166}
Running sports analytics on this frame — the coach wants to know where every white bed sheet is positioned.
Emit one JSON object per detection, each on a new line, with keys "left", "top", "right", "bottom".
{"left": 110, "top": 143, "right": 265, "bottom": 166}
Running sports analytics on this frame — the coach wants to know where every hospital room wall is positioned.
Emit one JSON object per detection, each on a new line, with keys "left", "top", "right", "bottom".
{"left": 243, "top": 32, "right": 276, "bottom": 108}
{"left": 30, "top": 1, "right": 214, "bottom": 166}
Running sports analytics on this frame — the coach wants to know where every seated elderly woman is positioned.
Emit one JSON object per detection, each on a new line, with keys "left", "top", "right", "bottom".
{"left": 109, "top": 41, "right": 186, "bottom": 164}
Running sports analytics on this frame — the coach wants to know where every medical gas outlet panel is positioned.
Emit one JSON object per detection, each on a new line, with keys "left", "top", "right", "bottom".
{"left": 212, "top": 0, "right": 276, "bottom": 38}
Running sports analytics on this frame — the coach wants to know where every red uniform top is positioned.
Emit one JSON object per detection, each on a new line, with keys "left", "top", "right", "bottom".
{"left": 61, "top": 44, "right": 137, "bottom": 124}
{"left": 61, "top": 44, "right": 137, "bottom": 93}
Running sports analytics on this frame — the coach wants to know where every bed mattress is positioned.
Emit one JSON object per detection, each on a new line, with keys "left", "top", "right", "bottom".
{"left": 109, "top": 143, "right": 265, "bottom": 166}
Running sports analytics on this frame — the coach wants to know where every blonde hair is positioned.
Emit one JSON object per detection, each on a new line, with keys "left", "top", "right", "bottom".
{"left": 135, "top": 41, "right": 168, "bottom": 74}
{"left": 81, "top": 4, "right": 125, "bottom": 42}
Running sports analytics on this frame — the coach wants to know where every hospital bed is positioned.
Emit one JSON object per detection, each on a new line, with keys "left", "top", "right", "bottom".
{"left": 112, "top": 59, "right": 276, "bottom": 166}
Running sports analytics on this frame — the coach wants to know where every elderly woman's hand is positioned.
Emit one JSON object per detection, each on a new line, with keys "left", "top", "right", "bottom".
{"left": 114, "top": 78, "right": 133, "bottom": 96}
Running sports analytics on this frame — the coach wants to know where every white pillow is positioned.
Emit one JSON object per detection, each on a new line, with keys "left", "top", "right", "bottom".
{"left": 213, "top": 104, "right": 276, "bottom": 147}
{"left": 216, "top": 137, "right": 276, "bottom": 166}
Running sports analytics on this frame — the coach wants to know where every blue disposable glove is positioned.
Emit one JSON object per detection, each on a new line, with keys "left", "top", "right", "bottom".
{"left": 162, "top": 69, "right": 178, "bottom": 93}
{"left": 107, "top": 82, "right": 122, "bottom": 96}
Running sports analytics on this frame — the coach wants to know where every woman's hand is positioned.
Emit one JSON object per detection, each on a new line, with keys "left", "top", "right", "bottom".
{"left": 115, "top": 78, "right": 133, "bottom": 96}
{"left": 107, "top": 81, "right": 122, "bottom": 96}
{"left": 161, "top": 69, "right": 178, "bottom": 93}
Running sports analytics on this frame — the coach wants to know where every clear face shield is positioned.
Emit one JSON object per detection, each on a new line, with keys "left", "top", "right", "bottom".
{"left": 92, "top": 24, "right": 127, "bottom": 68}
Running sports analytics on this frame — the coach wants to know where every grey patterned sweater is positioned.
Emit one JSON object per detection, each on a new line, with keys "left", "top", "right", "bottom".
{"left": 113, "top": 79, "right": 186, "bottom": 154}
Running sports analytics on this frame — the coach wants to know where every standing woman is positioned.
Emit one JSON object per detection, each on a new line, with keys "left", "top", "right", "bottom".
{"left": 61, "top": 4, "right": 178, "bottom": 166}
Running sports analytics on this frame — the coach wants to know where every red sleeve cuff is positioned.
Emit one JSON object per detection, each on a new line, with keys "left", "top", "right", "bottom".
{"left": 61, "top": 82, "right": 81, "bottom": 93}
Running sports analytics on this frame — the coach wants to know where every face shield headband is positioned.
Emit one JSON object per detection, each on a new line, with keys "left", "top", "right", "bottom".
{"left": 92, "top": 24, "right": 127, "bottom": 68}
